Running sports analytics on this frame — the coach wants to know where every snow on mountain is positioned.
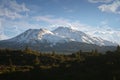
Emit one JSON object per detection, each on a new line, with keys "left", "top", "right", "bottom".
{"left": 92, "top": 30, "right": 120, "bottom": 45}
{"left": 9, "top": 28, "right": 66, "bottom": 44}
{"left": 9, "top": 29, "right": 51, "bottom": 43}
{"left": 53, "top": 27, "right": 87, "bottom": 42}
{"left": 53, "top": 27, "right": 117, "bottom": 46}
{"left": 8, "top": 27, "right": 117, "bottom": 46}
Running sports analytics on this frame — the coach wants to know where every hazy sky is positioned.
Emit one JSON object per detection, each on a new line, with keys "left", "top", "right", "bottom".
{"left": 0, "top": 0, "right": 120, "bottom": 40}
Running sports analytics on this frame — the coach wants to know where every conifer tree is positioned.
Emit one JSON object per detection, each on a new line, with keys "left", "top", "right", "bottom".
{"left": 34, "top": 56, "right": 40, "bottom": 66}
{"left": 116, "top": 45, "right": 120, "bottom": 53}
{"left": 24, "top": 46, "right": 32, "bottom": 54}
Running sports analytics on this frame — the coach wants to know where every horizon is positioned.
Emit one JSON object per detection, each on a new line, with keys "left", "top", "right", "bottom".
{"left": 0, "top": 0, "right": 120, "bottom": 44}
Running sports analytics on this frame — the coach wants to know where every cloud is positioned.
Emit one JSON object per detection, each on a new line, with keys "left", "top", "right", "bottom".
{"left": 0, "top": 20, "right": 3, "bottom": 35}
{"left": 88, "top": 0, "right": 113, "bottom": 3}
{"left": 91, "top": 28, "right": 120, "bottom": 44}
{"left": 42, "top": 18, "right": 120, "bottom": 44}
{"left": 0, "top": 34, "right": 8, "bottom": 40}
{"left": 33, "top": 16, "right": 93, "bottom": 31}
{"left": 33, "top": 16, "right": 71, "bottom": 26}
{"left": 0, "top": 19, "right": 8, "bottom": 40}
{"left": 33, "top": 15, "right": 97, "bottom": 31}
{"left": 0, "top": 0, "right": 30, "bottom": 39}
{"left": 7, "top": 0, "right": 29, "bottom": 12}
{"left": 63, "top": 7, "right": 74, "bottom": 13}
{"left": 65, "top": 9, "right": 74, "bottom": 13}
{"left": 98, "top": 0, "right": 120, "bottom": 14}
{"left": 0, "top": 8, "right": 23, "bottom": 19}
{"left": 0, "top": 0, "right": 29, "bottom": 20}
{"left": 81, "top": 21, "right": 120, "bottom": 44}
{"left": 69, "top": 20, "right": 120, "bottom": 44}
{"left": 1, "top": 11, "right": 120, "bottom": 44}
{"left": 2, "top": 19, "right": 42, "bottom": 37}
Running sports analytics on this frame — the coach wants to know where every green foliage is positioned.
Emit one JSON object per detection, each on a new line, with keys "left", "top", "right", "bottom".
{"left": 116, "top": 45, "right": 120, "bottom": 53}
{"left": 75, "top": 52, "right": 81, "bottom": 61}
{"left": 90, "top": 49, "right": 99, "bottom": 56}
{"left": 10, "top": 66, "right": 16, "bottom": 72}
{"left": 24, "top": 46, "right": 32, "bottom": 54}
{"left": 0, "top": 47, "right": 120, "bottom": 80}
{"left": 33, "top": 56, "right": 40, "bottom": 66}
{"left": 9, "top": 58, "right": 13, "bottom": 66}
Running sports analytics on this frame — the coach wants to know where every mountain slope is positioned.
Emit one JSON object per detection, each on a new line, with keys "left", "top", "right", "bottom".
{"left": 52, "top": 27, "right": 117, "bottom": 46}
{"left": 9, "top": 27, "right": 117, "bottom": 46}
{"left": 9, "top": 28, "right": 67, "bottom": 44}
{"left": 0, "top": 27, "right": 117, "bottom": 53}
{"left": 93, "top": 30, "right": 120, "bottom": 45}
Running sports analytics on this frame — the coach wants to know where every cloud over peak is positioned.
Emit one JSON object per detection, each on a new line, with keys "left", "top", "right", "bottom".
{"left": 33, "top": 16, "right": 71, "bottom": 26}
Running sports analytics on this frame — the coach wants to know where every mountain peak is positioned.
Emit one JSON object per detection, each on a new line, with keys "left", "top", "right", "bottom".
{"left": 9, "top": 28, "right": 53, "bottom": 43}
{"left": 54, "top": 26, "right": 73, "bottom": 31}
{"left": 6, "top": 27, "right": 117, "bottom": 46}
{"left": 39, "top": 28, "right": 53, "bottom": 34}
{"left": 56, "top": 26, "right": 71, "bottom": 29}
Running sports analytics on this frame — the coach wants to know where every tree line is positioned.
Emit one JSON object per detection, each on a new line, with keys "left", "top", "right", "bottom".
{"left": 0, "top": 46, "right": 120, "bottom": 80}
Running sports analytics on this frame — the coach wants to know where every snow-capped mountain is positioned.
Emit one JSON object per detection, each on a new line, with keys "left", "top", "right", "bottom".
{"left": 8, "top": 27, "right": 117, "bottom": 46}
{"left": 0, "top": 27, "right": 117, "bottom": 53}
{"left": 9, "top": 28, "right": 67, "bottom": 44}
{"left": 92, "top": 30, "right": 120, "bottom": 45}
{"left": 53, "top": 27, "right": 116, "bottom": 46}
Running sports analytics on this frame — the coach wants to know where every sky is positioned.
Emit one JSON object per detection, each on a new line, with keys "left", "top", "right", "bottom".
{"left": 0, "top": 0, "right": 120, "bottom": 43}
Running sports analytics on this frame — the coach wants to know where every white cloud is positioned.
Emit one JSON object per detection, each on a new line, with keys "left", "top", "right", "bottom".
{"left": 100, "top": 20, "right": 108, "bottom": 25}
{"left": 0, "top": 8, "right": 22, "bottom": 19}
{"left": 98, "top": 0, "right": 120, "bottom": 14}
{"left": 0, "top": 21, "right": 3, "bottom": 35}
{"left": 0, "top": 16, "right": 41, "bottom": 39}
{"left": 66, "top": 9, "right": 74, "bottom": 13}
{"left": 88, "top": 0, "right": 113, "bottom": 3}
{"left": 0, "top": 0, "right": 29, "bottom": 20}
{"left": 33, "top": 16, "right": 97, "bottom": 32}
{"left": 63, "top": 7, "right": 74, "bottom": 13}
{"left": 33, "top": 16, "right": 71, "bottom": 26}
{"left": 0, "top": 0, "right": 30, "bottom": 39}
{"left": 46, "top": 18, "right": 120, "bottom": 44}
{"left": 0, "top": 19, "right": 8, "bottom": 40}
{"left": 58, "top": 19, "right": 120, "bottom": 44}
{"left": 33, "top": 16, "right": 94, "bottom": 31}
{"left": 0, "top": 33, "right": 8, "bottom": 40}
{"left": 1, "top": 11, "right": 120, "bottom": 44}
{"left": 3, "top": 20, "right": 41, "bottom": 37}
{"left": 91, "top": 28, "right": 120, "bottom": 44}
{"left": 8, "top": 0, "right": 29, "bottom": 12}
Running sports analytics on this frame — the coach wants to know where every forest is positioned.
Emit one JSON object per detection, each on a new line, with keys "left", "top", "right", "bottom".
{"left": 0, "top": 46, "right": 120, "bottom": 80}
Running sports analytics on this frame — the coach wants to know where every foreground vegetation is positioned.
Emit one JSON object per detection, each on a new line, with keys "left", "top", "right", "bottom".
{"left": 0, "top": 46, "right": 120, "bottom": 80}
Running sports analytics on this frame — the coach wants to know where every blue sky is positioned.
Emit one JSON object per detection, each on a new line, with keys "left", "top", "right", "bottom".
{"left": 0, "top": 0, "right": 120, "bottom": 43}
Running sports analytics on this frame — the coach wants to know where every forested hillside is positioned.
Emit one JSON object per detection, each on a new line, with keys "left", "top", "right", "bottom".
{"left": 0, "top": 46, "right": 120, "bottom": 80}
